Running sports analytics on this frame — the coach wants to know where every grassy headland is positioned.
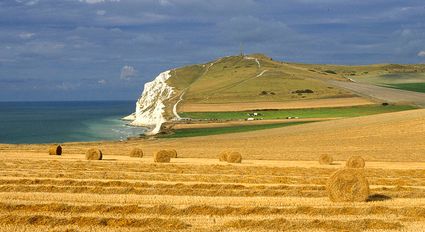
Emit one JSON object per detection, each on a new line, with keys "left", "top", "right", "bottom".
{"left": 180, "top": 104, "right": 416, "bottom": 121}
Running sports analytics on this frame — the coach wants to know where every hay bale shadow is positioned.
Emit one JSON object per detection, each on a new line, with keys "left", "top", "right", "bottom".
{"left": 330, "top": 162, "right": 342, "bottom": 166}
{"left": 367, "top": 194, "right": 392, "bottom": 202}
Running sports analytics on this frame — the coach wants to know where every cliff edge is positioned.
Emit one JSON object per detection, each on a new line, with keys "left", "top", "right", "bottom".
{"left": 129, "top": 70, "right": 174, "bottom": 135}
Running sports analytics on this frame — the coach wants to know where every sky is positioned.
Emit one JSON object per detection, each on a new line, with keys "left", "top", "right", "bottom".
{"left": 0, "top": 0, "right": 424, "bottom": 101}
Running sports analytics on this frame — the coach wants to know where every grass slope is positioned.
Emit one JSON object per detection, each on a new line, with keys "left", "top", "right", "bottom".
{"left": 159, "top": 121, "right": 312, "bottom": 138}
{"left": 300, "top": 64, "right": 425, "bottom": 81}
{"left": 351, "top": 72, "right": 425, "bottom": 93}
{"left": 167, "top": 55, "right": 355, "bottom": 107}
{"left": 385, "top": 83, "right": 425, "bottom": 93}
{"left": 180, "top": 105, "right": 416, "bottom": 120}
{"left": 189, "top": 57, "right": 353, "bottom": 103}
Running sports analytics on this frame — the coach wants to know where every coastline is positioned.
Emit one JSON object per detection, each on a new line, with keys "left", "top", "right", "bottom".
{"left": 1, "top": 109, "right": 424, "bottom": 162}
{"left": 0, "top": 101, "right": 147, "bottom": 144}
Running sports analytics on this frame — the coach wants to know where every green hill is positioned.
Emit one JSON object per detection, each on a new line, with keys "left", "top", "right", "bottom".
{"left": 161, "top": 54, "right": 425, "bottom": 118}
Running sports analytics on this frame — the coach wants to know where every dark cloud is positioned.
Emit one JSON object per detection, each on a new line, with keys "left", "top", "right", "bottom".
{"left": 1, "top": 0, "right": 425, "bottom": 101}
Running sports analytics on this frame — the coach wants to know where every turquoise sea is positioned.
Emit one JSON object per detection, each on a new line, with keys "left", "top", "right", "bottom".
{"left": 0, "top": 101, "right": 146, "bottom": 144}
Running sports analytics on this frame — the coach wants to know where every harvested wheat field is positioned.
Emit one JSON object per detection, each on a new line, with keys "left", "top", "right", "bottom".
{"left": 0, "top": 109, "right": 424, "bottom": 231}
{"left": 2, "top": 153, "right": 425, "bottom": 231}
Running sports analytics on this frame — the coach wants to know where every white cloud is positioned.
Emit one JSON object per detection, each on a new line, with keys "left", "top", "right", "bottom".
{"left": 56, "top": 82, "right": 80, "bottom": 91}
{"left": 98, "top": 79, "right": 106, "bottom": 85}
{"left": 400, "top": 29, "right": 412, "bottom": 37}
{"left": 18, "top": 32, "right": 35, "bottom": 39}
{"left": 100, "top": 13, "right": 169, "bottom": 25}
{"left": 96, "top": 10, "right": 106, "bottom": 16}
{"left": 418, "top": 51, "right": 425, "bottom": 57}
{"left": 120, "top": 65, "right": 137, "bottom": 80}
{"left": 79, "top": 0, "right": 120, "bottom": 4}
{"left": 27, "top": 42, "right": 65, "bottom": 55}
{"left": 159, "top": 0, "right": 172, "bottom": 6}
{"left": 8, "top": 41, "right": 65, "bottom": 57}
{"left": 16, "top": 0, "right": 39, "bottom": 6}
{"left": 132, "top": 33, "right": 164, "bottom": 44}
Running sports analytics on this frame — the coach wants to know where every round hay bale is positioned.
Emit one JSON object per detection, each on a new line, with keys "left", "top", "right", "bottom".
{"left": 130, "top": 148, "right": 144, "bottom": 158}
{"left": 346, "top": 156, "right": 365, "bottom": 168}
{"left": 166, "top": 149, "right": 177, "bottom": 158}
{"left": 326, "top": 168, "right": 370, "bottom": 202}
{"left": 48, "top": 145, "right": 62, "bottom": 156}
{"left": 86, "top": 148, "right": 103, "bottom": 160}
{"left": 319, "top": 154, "right": 333, "bottom": 165}
{"left": 227, "top": 152, "right": 242, "bottom": 163}
{"left": 154, "top": 150, "right": 171, "bottom": 163}
{"left": 219, "top": 151, "right": 228, "bottom": 162}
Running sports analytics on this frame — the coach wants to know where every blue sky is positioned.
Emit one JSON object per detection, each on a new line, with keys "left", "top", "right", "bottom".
{"left": 0, "top": 0, "right": 424, "bottom": 101}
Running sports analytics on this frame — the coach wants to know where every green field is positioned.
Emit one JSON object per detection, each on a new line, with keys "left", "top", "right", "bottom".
{"left": 160, "top": 121, "right": 313, "bottom": 138}
{"left": 385, "top": 83, "right": 425, "bottom": 93}
{"left": 353, "top": 73, "right": 425, "bottom": 84}
{"left": 351, "top": 72, "right": 425, "bottom": 93}
{"left": 180, "top": 105, "right": 416, "bottom": 120}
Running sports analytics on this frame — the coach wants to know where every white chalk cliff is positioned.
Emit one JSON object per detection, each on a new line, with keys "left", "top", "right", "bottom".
{"left": 129, "top": 70, "right": 174, "bottom": 135}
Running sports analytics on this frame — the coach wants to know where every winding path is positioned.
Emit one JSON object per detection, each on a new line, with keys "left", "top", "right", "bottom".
{"left": 244, "top": 56, "right": 261, "bottom": 69}
{"left": 172, "top": 59, "right": 221, "bottom": 119}
{"left": 172, "top": 91, "right": 185, "bottom": 119}
{"left": 256, "top": 70, "right": 268, "bottom": 77}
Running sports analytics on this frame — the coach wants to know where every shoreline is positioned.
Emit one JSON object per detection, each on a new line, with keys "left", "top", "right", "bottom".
{"left": 0, "top": 109, "right": 424, "bottom": 162}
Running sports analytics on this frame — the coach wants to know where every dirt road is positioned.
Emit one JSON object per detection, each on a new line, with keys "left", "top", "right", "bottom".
{"left": 327, "top": 80, "right": 425, "bottom": 107}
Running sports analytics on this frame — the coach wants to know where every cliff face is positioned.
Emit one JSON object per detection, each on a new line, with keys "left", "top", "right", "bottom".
{"left": 129, "top": 70, "right": 174, "bottom": 134}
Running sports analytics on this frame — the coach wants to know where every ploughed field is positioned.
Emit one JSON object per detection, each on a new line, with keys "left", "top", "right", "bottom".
{"left": 2, "top": 153, "right": 425, "bottom": 231}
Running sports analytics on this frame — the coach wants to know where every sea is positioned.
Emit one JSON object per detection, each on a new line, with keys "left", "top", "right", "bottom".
{"left": 0, "top": 101, "right": 147, "bottom": 144}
